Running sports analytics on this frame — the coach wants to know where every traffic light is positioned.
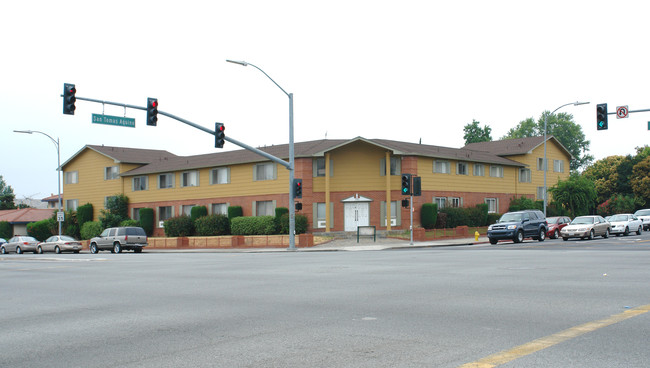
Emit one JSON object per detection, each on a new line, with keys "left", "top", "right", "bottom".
{"left": 401, "top": 174, "right": 411, "bottom": 195}
{"left": 63, "top": 83, "right": 76, "bottom": 115}
{"left": 401, "top": 199, "right": 409, "bottom": 208}
{"left": 295, "top": 202, "right": 303, "bottom": 211}
{"left": 147, "top": 98, "right": 158, "bottom": 126}
{"left": 412, "top": 176, "right": 421, "bottom": 196}
{"left": 597, "top": 103, "right": 608, "bottom": 130}
{"left": 215, "top": 122, "right": 225, "bottom": 148}
{"left": 293, "top": 178, "right": 303, "bottom": 199}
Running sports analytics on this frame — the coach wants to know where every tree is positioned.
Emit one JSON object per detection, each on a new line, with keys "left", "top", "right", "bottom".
{"left": 582, "top": 155, "right": 625, "bottom": 204}
{"left": 0, "top": 175, "right": 17, "bottom": 210}
{"left": 630, "top": 156, "right": 650, "bottom": 206}
{"left": 502, "top": 112, "right": 592, "bottom": 171}
{"left": 548, "top": 174, "right": 597, "bottom": 218}
{"left": 463, "top": 120, "right": 492, "bottom": 145}
{"left": 99, "top": 194, "right": 129, "bottom": 228}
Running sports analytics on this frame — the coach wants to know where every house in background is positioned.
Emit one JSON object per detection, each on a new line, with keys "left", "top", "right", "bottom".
{"left": 60, "top": 136, "right": 571, "bottom": 237}
{"left": 0, "top": 208, "right": 55, "bottom": 238}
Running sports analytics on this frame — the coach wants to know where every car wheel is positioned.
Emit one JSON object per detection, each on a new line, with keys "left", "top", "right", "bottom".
{"left": 562, "top": 237, "right": 568, "bottom": 241}
{"left": 1, "top": 246, "right": 6, "bottom": 254}
{"left": 624, "top": 227, "right": 629, "bottom": 236}
{"left": 637, "top": 226, "right": 642, "bottom": 235}
{"left": 113, "top": 243, "right": 122, "bottom": 254}
{"left": 603, "top": 228, "right": 609, "bottom": 239}
{"left": 588, "top": 229, "right": 594, "bottom": 240}
{"left": 90, "top": 243, "right": 98, "bottom": 254}
{"left": 553, "top": 229, "right": 560, "bottom": 239}
{"left": 489, "top": 238, "right": 498, "bottom": 245}
{"left": 37, "top": 246, "right": 43, "bottom": 254}
{"left": 538, "top": 228, "right": 545, "bottom": 242}
{"left": 55, "top": 246, "right": 61, "bottom": 254}
{"left": 514, "top": 230, "right": 524, "bottom": 243}
{"left": 16, "top": 246, "right": 22, "bottom": 254}
{"left": 134, "top": 247, "right": 142, "bottom": 253}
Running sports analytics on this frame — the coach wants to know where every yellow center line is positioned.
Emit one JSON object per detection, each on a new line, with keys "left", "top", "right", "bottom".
{"left": 458, "top": 304, "right": 650, "bottom": 368}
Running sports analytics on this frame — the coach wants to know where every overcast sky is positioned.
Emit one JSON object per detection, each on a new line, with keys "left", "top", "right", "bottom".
{"left": 2, "top": 0, "right": 649, "bottom": 201}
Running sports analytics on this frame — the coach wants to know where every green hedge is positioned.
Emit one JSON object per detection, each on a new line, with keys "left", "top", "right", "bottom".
{"left": 139, "top": 208, "right": 154, "bottom": 236}
{"left": 77, "top": 203, "right": 94, "bottom": 228}
{"left": 27, "top": 219, "right": 55, "bottom": 241}
{"left": 421, "top": 203, "right": 438, "bottom": 229}
{"left": 190, "top": 206, "right": 208, "bottom": 222}
{"left": 231, "top": 216, "right": 276, "bottom": 235}
{"left": 195, "top": 214, "right": 230, "bottom": 236}
{"left": 163, "top": 215, "right": 195, "bottom": 237}
{"left": 120, "top": 219, "right": 141, "bottom": 227}
{"left": 277, "top": 213, "right": 308, "bottom": 234}
{"left": 228, "top": 206, "right": 243, "bottom": 221}
{"left": 81, "top": 221, "right": 103, "bottom": 240}
{"left": 0, "top": 221, "right": 12, "bottom": 239}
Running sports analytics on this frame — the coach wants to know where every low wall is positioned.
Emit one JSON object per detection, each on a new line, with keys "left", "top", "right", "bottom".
{"left": 148, "top": 234, "right": 314, "bottom": 249}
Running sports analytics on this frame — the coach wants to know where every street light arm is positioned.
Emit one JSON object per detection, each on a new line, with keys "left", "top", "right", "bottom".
{"left": 226, "top": 59, "right": 290, "bottom": 97}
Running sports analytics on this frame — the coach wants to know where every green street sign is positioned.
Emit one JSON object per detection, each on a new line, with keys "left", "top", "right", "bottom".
{"left": 92, "top": 114, "right": 135, "bottom": 128}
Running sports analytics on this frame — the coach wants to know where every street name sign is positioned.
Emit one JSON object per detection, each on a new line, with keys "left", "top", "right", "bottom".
{"left": 92, "top": 114, "right": 135, "bottom": 128}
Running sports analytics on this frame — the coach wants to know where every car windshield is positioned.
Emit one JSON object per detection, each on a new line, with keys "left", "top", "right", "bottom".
{"left": 635, "top": 209, "right": 650, "bottom": 216}
{"left": 499, "top": 213, "right": 523, "bottom": 222}
{"left": 546, "top": 217, "right": 559, "bottom": 224}
{"left": 609, "top": 215, "right": 628, "bottom": 222}
{"left": 572, "top": 217, "right": 594, "bottom": 225}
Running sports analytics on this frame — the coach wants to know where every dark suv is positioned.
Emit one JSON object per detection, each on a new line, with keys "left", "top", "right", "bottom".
{"left": 487, "top": 210, "right": 548, "bottom": 244}
{"left": 89, "top": 226, "right": 148, "bottom": 253}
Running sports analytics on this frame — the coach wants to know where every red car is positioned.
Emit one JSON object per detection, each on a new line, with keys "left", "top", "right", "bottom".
{"left": 546, "top": 216, "right": 572, "bottom": 239}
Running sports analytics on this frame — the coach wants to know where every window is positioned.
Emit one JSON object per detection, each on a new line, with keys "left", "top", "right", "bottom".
{"left": 490, "top": 165, "right": 504, "bottom": 178}
{"left": 254, "top": 163, "right": 276, "bottom": 181}
{"left": 485, "top": 198, "right": 498, "bottom": 213}
{"left": 181, "top": 204, "right": 196, "bottom": 216}
{"left": 211, "top": 203, "right": 228, "bottom": 215}
{"left": 457, "top": 162, "right": 468, "bottom": 175}
{"left": 158, "top": 173, "right": 174, "bottom": 189}
{"left": 105, "top": 166, "right": 119, "bottom": 180}
{"left": 181, "top": 170, "right": 199, "bottom": 187}
{"left": 158, "top": 206, "right": 174, "bottom": 226}
{"left": 132, "top": 176, "right": 148, "bottom": 191}
{"left": 314, "top": 203, "right": 333, "bottom": 228}
{"left": 473, "top": 164, "right": 485, "bottom": 176}
{"left": 381, "top": 201, "right": 400, "bottom": 226}
{"left": 519, "top": 168, "right": 531, "bottom": 183}
{"left": 313, "top": 158, "right": 334, "bottom": 177}
{"left": 64, "top": 171, "right": 78, "bottom": 184}
{"left": 537, "top": 186, "right": 546, "bottom": 201}
{"left": 210, "top": 167, "right": 230, "bottom": 185}
{"left": 132, "top": 208, "right": 143, "bottom": 221}
{"left": 434, "top": 160, "right": 451, "bottom": 174}
{"left": 65, "top": 199, "right": 78, "bottom": 211}
{"left": 434, "top": 197, "right": 446, "bottom": 209}
{"left": 449, "top": 197, "right": 462, "bottom": 208}
{"left": 537, "top": 158, "right": 547, "bottom": 171}
{"left": 554, "top": 160, "right": 564, "bottom": 173}
{"left": 380, "top": 157, "right": 401, "bottom": 176}
{"left": 254, "top": 200, "right": 275, "bottom": 216}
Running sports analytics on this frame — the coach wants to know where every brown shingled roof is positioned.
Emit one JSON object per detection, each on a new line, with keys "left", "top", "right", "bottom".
{"left": 462, "top": 135, "right": 574, "bottom": 160}
{"left": 0, "top": 208, "right": 55, "bottom": 224}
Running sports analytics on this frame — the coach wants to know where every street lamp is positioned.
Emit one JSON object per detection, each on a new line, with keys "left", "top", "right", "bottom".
{"left": 13, "top": 130, "right": 63, "bottom": 236}
{"left": 543, "top": 101, "right": 589, "bottom": 217}
{"left": 227, "top": 60, "right": 296, "bottom": 250}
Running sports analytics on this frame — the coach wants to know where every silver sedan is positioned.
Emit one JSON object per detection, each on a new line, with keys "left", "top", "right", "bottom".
{"left": 37, "top": 235, "right": 83, "bottom": 254}
{"left": 1, "top": 236, "right": 40, "bottom": 254}
{"left": 561, "top": 215, "right": 611, "bottom": 240}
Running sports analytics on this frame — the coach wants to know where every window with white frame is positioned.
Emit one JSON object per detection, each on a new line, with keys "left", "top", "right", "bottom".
{"left": 211, "top": 203, "right": 228, "bottom": 215}
{"left": 434, "top": 197, "right": 446, "bottom": 209}
{"left": 254, "top": 163, "right": 276, "bottom": 181}
{"left": 537, "top": 158, "right": 546, "bottom": 171}
{"left": 210, "top": 167, "right": 230, "bottom": 185}
{"left": 457, "top": 162, "right": 468, "bottom": 175}
{"left": 316, "top": 203, "right": 327, "bottom": 228}
{"left": 158, "top": 173, "right": 174, "bottom": 189}
{"left": 132, "top": 176, "right": 148, "bottom": 191}
{"left": 537, "top": 186, "right": 546, "bottom": 201}
{"left": 519, "top": 168, "right": 531, "bottom": 183}
{"left": 181, "top": 204, "right": 196, "bottom": 216}
{"left": 485, "top": 198, "right": 498, "bottom": 213}
{"left": 490, "top": 165, "right": 504, "bottom": 178}
{"left": 181, "top": 170, "right": 199, "bottom": 187}
{"left": 158, "top": 206, "right": 174, "bottom": 225}
{"left": 254, "top": 200, "right": 275, "bottom": 216}
{"left": 554, "top": 159, "right": 564, "bottom": 173}
{"left": 105, "top": 166, "right": 119, "bottom": 180}
{"left": 449, "top": 197, "right": 462, "bottom": 208}
{"left": 132, "top": 208, "right": 143, "bottom": 221}
{"left": 473, "top": 163, "right": 485, "bottom": 176}
{"left": 65, "top": 199, "right": 78, "bottom": 211}
{"left": 434, "top": 160, "right": 451, "bottom": 174}
{"left": 380, "top": 157, "right": 401, "bottom": 176}
{"left": 64, "top": 171, "right": 78, "bottom": 184}
{"left": 381, "top": 200, "right": 400, "bottom": 226}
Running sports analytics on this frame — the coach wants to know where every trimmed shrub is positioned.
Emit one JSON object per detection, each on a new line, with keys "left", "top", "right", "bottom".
{"left": 190, "top": 206, "right": 208, "bottom": 222}
{"left": 277, "top": 213, "right": 308, "bottom": 234}
{"left": 231, "top": 216, "right": 276, "bottom": 235}
{"left": 0, "top": 221, "right": 12, "bottom": 239}
{"left": 228, "top": 206, "right": 243, "bottom": 221}
{"left": 467, "top": 204, "right": 489, "bottom": 227}
{"left": 195, "top": 214, "right": 230, "bottom": 236}
{"left": 487, "top": 213, "right": 501, "bottom": 225}
{"left": 440, "top": 207, "right": 470, "bottom": 228}
{"left": 27, "top": 219, "right": 55, "bottom": 241}
{"left": 120, "top": 219, "right": 141, "bottom": 227}
{"left": 421, "top": 203, "right": 438, "bottom": 229}
{"left": 163, "top": 215, "right": 194, "bottom": 237}
{"left": 275, "top": 207, "right": 289, "bottom": 232}
{"left": 81, "top": 221, "right": 103, "bottom": 240}
{"left": 77, "top": 203, "right": 94, "bottom": 228}
{"left": 139, "top": 208, "right": 154, "bottom": 236}
{"left": 509, "top": 196, "right": 542, "bottom": 212}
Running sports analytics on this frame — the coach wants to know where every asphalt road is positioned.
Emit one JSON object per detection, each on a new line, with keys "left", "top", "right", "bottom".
{"left": 1, "top": 233, "right": 649, "bottom": 368}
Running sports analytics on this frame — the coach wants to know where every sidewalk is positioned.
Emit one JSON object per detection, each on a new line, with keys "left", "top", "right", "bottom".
{"left": 148, "top": 236, "right": 490, "bottom": 253}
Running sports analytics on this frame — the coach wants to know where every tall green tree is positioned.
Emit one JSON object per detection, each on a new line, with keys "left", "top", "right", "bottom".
{"left": 631, "top": 156, "right": 650, "bottom": 206}
{"left": 548, "top": 174, "right": 597, "bottom": 218}
{"left": 0, "top": 175, "right": 17, "bottom": 210}
{"left": 502, "top": 112, "right": 593, "bottom": 171}
{"left": 463, "top": 120, "right": 492, "bottom": 145}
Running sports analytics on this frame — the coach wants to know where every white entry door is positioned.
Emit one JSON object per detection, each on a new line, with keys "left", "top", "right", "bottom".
{"left": 344, "top": 202, "right": 370, "bottom": 231}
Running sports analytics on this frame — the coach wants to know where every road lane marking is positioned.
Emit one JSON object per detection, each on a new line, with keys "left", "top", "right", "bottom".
{"left": 458, "top": 304, "right": 650, "bottom": 368}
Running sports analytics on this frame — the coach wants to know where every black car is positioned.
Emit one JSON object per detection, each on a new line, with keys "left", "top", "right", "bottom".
{"left": 487, "top": 210, "right": 548, "bottom": 244}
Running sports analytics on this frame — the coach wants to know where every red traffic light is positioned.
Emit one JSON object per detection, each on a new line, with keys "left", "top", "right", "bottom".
{"left": 218, "top": 124, "right": 225, "bottom": 132}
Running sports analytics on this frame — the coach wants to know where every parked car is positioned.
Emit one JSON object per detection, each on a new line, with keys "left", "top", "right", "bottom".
{"left": 37, "top": 235, "right": 83, "bottom": 254}
{"left": 89, "top": 226, "right": 148, "bottom": 253}
{"left": 633, "top": 209, "right": 650, "bottom": 231}
{"left": 561, "top": 215, "right": 610, "bottom": 240}
{"left": 608, "top": 214, "right": 643, "bottom": 236}
{"left": 0, "top": 238, "right": 6, "bottom": 246}
{"left": 1, "top": 236, "right": 40, "bottom": 254}
{"left": 487, "top": 210, "right": 547, "bottom": 244}
{"left": 546, "top": 216, "right": 571, "bottom": 239}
